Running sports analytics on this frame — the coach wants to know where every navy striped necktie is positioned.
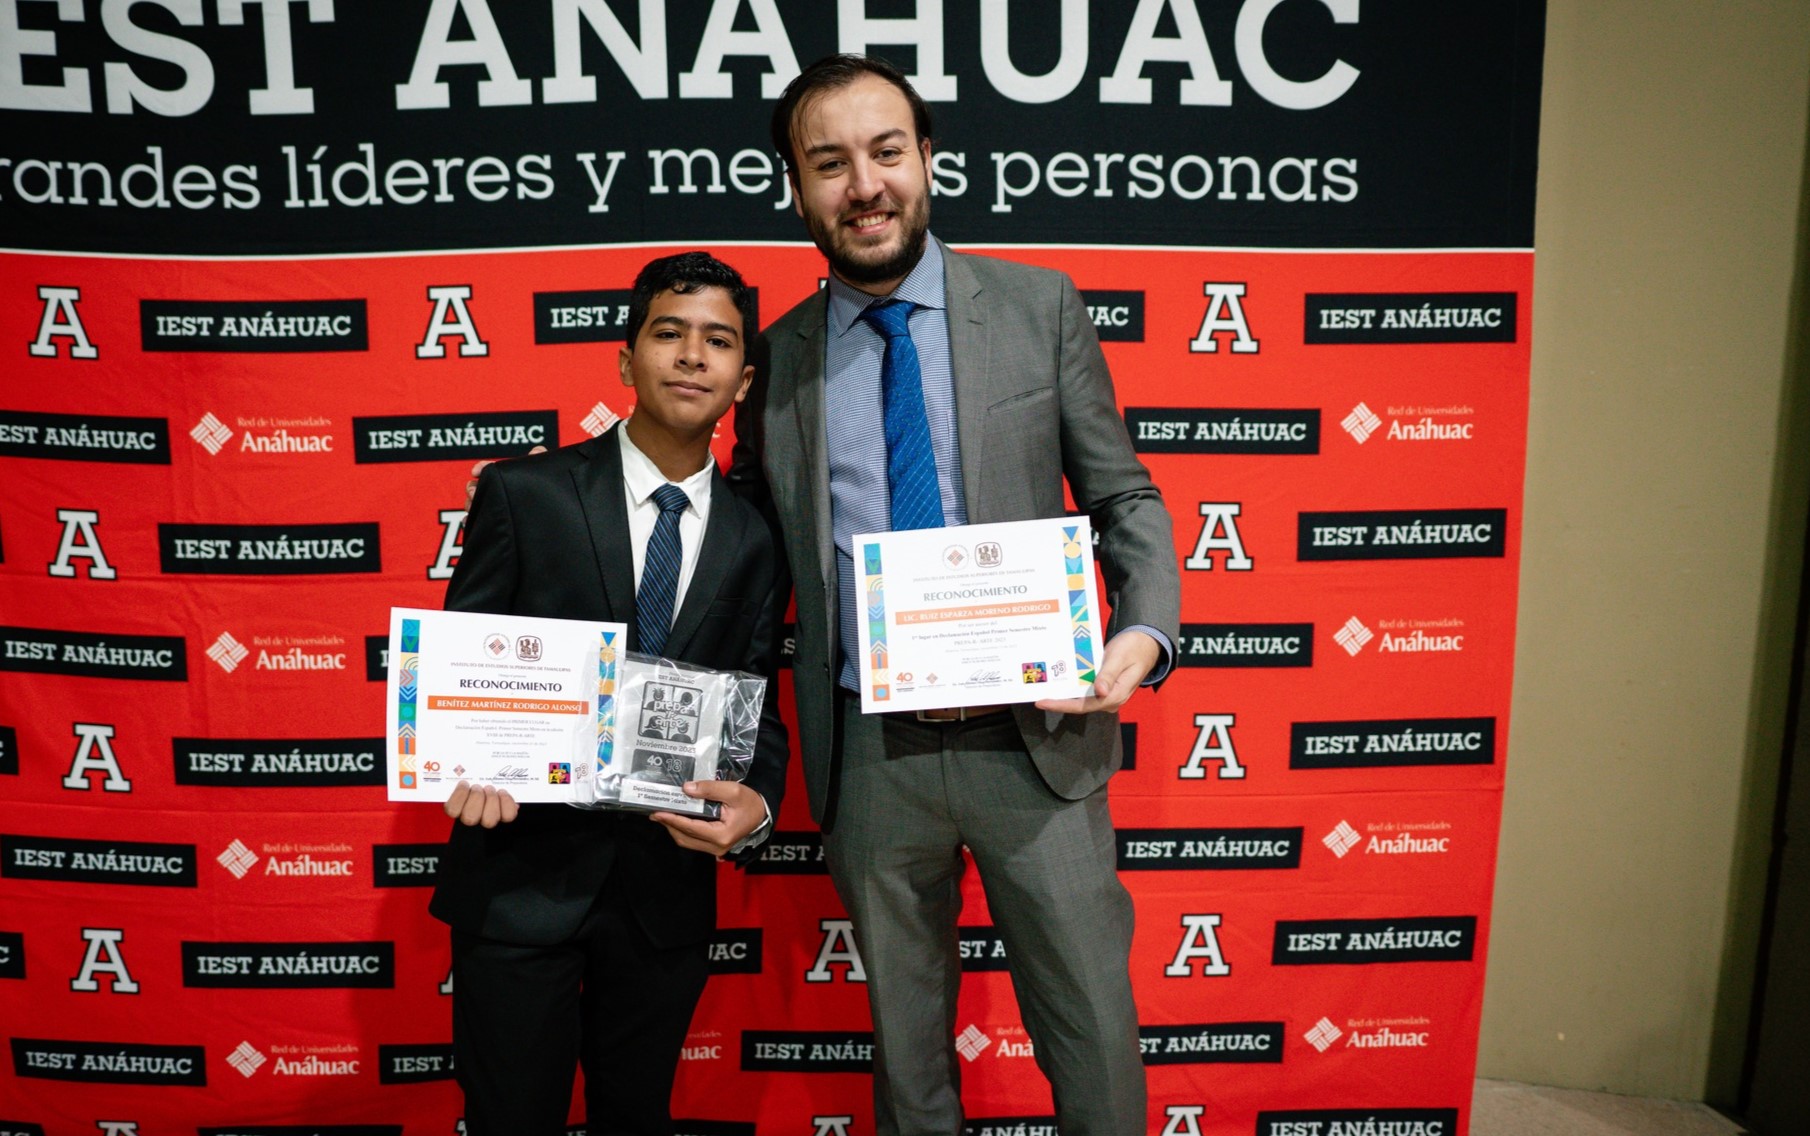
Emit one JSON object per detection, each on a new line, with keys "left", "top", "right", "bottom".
{"left": 637, "top": 483, "right": 689, "bottom": 656}
{"left": 860, "top": 298, "right": 945, "bottom": 531}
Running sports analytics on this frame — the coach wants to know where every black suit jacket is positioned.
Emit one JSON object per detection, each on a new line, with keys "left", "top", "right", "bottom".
{"left": 427, "top": 425, "right": 789, "bottom": 949}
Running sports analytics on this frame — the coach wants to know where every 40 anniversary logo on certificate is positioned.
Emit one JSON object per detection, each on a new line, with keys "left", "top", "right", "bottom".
{"left": 855, "top": 516, "right": 1103, "bottom": 714}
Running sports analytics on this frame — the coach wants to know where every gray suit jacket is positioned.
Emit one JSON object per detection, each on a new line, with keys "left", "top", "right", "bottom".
{"left": 732, "top": 239, "right": 1180, "bottom": 829}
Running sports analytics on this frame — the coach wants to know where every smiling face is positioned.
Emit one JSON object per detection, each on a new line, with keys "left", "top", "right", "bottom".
{"left": 789, "top": 73, "right": 932, "bottom": 294}
{"left": 618, "top": 285, "right": 754, "bottom": 443}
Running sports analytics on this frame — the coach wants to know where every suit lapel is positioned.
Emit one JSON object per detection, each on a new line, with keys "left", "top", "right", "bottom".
{"left": 784, "top": 298, "right": 840, "bottom": 672}
{"left": 789, "top": 296, "right": 835, "bottom": 593}
{"left": 943, "top": 243, "right": 997, "bottom": 524}
{"left": 571, "top": 426, "right": 639, "bottom": 639}
{"left": 663, "top": 467, "right": 743, "bottom": 659}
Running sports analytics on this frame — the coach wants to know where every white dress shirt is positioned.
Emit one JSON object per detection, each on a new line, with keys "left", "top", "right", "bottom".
{"left": 618, "top": 422, "right": 713, "bottom": 614}
{"left": 616, "top": 420, "right": 770, "bottom": 849}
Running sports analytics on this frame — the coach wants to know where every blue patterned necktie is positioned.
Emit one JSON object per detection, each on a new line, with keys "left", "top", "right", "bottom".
{"left": 637, "top": 483, "right": 690, "bottom": 656}
{"left": 860, "top": 299, "right": 945, "bottom": 531}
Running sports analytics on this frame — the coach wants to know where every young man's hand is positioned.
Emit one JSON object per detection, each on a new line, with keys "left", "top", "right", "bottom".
{"left": 444, "top": 781, "right": 519, "bottom": 827}
{"left": 650, "top": 782, "right": 768, "bottom": 857}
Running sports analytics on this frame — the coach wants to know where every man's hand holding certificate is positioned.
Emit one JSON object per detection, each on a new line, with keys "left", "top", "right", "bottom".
{"left": 853, "top": 516, "right": 1104, "bottom": 714}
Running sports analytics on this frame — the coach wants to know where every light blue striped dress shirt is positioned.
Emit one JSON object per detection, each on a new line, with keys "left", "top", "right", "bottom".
{"left": 823, "top": 236, "right": 1174, "bottom": 692}
{"left": 825, "top": 238, "right": 965, "bottom": 690}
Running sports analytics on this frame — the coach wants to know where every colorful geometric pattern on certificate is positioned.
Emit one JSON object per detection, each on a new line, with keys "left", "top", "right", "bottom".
{"left": 1063, "top": 525, "right": 1097, "bottom": 685}
{"left": 863, "top": 542, "right": 890, "bottom": 702}
{"left": 396, "top": 618, "right": 419, "bottom": 788}
{"left": 596, "top": 628, "right": 620, "bottom": 775}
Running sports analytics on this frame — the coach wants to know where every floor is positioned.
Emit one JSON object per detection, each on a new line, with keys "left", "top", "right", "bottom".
{"left": 1472, "top": 1079, "right": 1752, "bottom": 1136}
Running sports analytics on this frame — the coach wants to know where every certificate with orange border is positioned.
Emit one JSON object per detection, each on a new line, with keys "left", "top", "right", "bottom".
{"left": 852, "top": 517, "right": 1102, "bottom": 715}
{"left": 385, "top": 606, "right": 626, "bottom": 803}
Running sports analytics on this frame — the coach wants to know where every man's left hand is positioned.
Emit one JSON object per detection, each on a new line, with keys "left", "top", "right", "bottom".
{"left": 650, "top": 781, "right": 768, "bottom": 857}
{"left": 1035, "top": 629, "right": 1161, "bottom": 715}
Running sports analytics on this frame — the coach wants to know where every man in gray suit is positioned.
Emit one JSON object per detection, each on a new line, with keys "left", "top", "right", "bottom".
{"left": 732, "top": 54, "right": 1181, "bottom": 1136}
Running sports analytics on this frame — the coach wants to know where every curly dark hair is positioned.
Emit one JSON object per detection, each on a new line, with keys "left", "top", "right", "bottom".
{"left": 624, "top": 251, "right": 758, "bottom": 346}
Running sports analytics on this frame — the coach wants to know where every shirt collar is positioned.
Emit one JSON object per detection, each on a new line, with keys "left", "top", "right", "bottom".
{"left": 616, "top": 420, "right": 714, "bottom": 510}
{"left": 827, "top": 233, "right": 947, "bottom": 339}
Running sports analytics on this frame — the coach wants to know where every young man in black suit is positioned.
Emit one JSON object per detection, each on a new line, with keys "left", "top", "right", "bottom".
{"left": 429, "top": 252, "right": 789, "bottom": 1136}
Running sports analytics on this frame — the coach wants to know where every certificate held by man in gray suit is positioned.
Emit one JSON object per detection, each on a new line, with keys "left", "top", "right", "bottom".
{"left": 731, "top": 53, "right": 1183, "bottom": 1136}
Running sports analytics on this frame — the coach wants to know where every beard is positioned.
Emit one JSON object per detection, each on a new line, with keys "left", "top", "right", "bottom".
{"left": 806, "top": 189, "right": 931, "bottom": 289}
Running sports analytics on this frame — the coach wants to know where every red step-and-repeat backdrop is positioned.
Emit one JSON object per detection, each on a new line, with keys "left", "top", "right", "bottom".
{"left": 1, "top": 3, "right": 1543, "bottom": 1133}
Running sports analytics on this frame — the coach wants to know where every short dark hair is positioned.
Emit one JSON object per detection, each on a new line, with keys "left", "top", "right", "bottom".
{"left": 624, "top": 251, "right": 758, "bottom": 347}
{"left": 770, "top": 53, "right": 933, "bottom": 179}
